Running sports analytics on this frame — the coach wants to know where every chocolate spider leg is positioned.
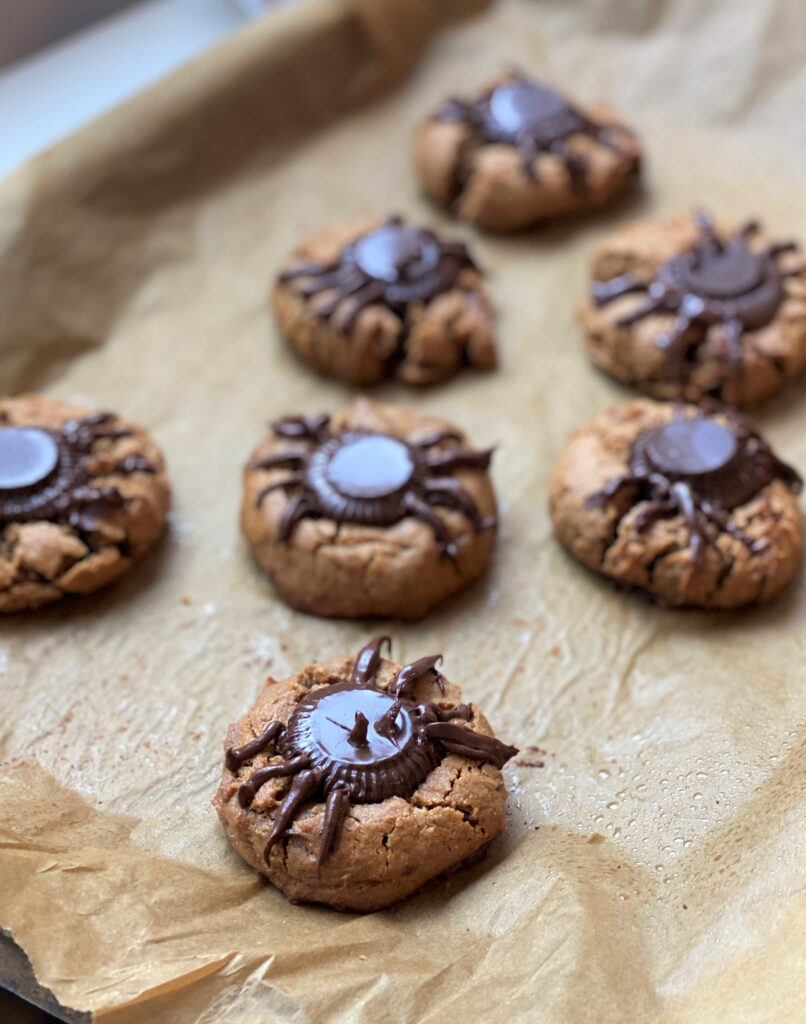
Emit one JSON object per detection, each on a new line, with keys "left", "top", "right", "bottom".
{"left": 633, "top": 498, "right": 674, "bottom": 532}
{"left": 740, "top": 220, "right": 761, "bottom": 237}
{"left": 238, "top": 754, "right": 312, "bottom": 808}
{"left": 352, "top": 635, "right": 391, "bottom": 686}
{"left": 617, "top": 293, "right": 667, "bottom": 326}
{"left": 338, "top": 280, "right": 387, "bottom": 330}
{"left": 255, "top": 473, "right": 303, "bottom": 507}
{"left": 699, "top": 501, "right": 759, "bottom": 553}
{"left": 517, "top": 134, "right": 539, "bottom": 181}
{"left": 226, "top": 720, "right": 282, "bottom": 770}
{"left": 270, "top": 414, "right": 330, "bottom": 442}
{"left": 425, "top": 446, "right": 493, "bottom": 473}
{"left": 424, "top": 476, "right": 495, "bottom": 530}
{"left": 722, "top": 318, "right": 745, "bottom": 382}
{"left": 390, "top": 655, "right": 445, "bottom": 698}
{"left": 554, "top": 139, "right": 588, "bottom": 189}
{"left": 374, "top": 699, "right": 404, "bottom": 738}
{"left": 424, "top": 721, "right": 518, "bottom": 768}
{"left": 765, "top": 240, "right": 798, "bottom": 256}
{"left": 278, "top": 491, "right": 317, "bottom": 541}
{"left": 278, "top": 260, "right": 334, "bottom": 282}
{"left": 318, "top": 786, "right": 350, "bottom": 866}
{"left": 781, "top": 263, "right": 806, "bottom": 278}
{"left": 248, "top": 452, "right": 306, "bottom": 472}
{"left": 296, "top": 268, "right": 351, "bottom": 298}
{"left": 413, "top": 430, "right": 465, "bottom": 450}
{"left": 402, "top": 492, "right": 458, "bottom": 559}
{"left": 430, "top": 702, "right": 472, "bottom": 722}
{"left": 670, "top": 481, "right": 707, "bottom": 565}
{"left": 263, "top": 768, "right": 324, "bottom": 863}
{"left": 655, "top": 315, "right": 696, "bottom": 381}
{"left": 314, "top": 269, "right": 369, "bottom": 317}
{"left": 436, "top": 97, "right": 473, "bottom": 122}
{"left": 591, "top": 275, "right": 646, "bottom": 306}
{"left": 586, "top": 471, "right": 646, "bottom": 508}
{"left": 693, "top": 209, "right": 721, "bottom": 249}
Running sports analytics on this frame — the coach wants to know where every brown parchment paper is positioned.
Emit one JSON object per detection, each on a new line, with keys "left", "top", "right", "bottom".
{"left": 1, "top": 0, "right": 806, "bottom": 1020}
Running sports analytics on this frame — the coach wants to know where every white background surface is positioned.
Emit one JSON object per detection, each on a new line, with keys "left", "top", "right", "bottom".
{"left": 0, "top": 0, "right": 249, "bottom": 179}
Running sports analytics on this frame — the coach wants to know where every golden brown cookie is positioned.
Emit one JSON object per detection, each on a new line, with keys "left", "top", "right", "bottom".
{"left": 241, "top": 398, "right": 497, "bottom": 619}
{"left": 580, "top": 211, "right": 806, "bottom": 408}
{"left": 213, "top": 637, "right": 518, "bottom": 912}
{"left": 0, "top": 396, "right": 170, "bottom": 612}
{"left": 549, "top": 399, "right": 803, "bottom": 608}
{"left": 272, "top": 217, "right": 496, "bottom": 385}
{"left": 415, "top": 71, "right": 641, "bottom": 232}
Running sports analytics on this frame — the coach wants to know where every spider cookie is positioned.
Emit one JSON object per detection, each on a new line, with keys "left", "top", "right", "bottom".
{"left": 549, "top": 400, "right": 803, "bottom": 608}
{"left": 581, "top": 211, "right": 806, "bottom": 408}
{"left": 241, "top": 398, "right": 497, "bottom": 619}
{"left": 272, "top": 217, "right": 496, "bottom": 385}
{"left": 0, "top": 395, "right": 170, "bottom": 611}
{"left": 214, "top": 636, "right": 518, "bottom": 911}
{"left": 415, "top": 71, "right": 641, "bottom": 231}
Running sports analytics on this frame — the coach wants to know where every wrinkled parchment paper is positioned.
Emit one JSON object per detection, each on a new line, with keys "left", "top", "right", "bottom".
{"left": 2, "top": 0, "right": 806, "bottom": 1020}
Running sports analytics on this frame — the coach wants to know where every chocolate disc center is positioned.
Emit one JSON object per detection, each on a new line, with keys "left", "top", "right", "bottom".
{"left": 645, "top": 418, "right": 738, "bottom": 477}
{"left": 326, "top": 435, "right": 414, "bottom": 499}
{"left": 488, "top": 80, "right": 568, "bottom": 135}
{"left": 682, "top": 244, "right": 764, "bottom": 299}
{"left": 353, "top": 225, "right": 438, "bottom": 283}
{"left": 307, "top": 688, "right": 411, "bottom": 765}
{"left": 0, "top": 427, "right": 59, "bottom": 490}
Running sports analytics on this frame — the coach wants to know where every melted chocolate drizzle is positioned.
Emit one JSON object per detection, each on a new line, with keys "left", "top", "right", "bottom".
{"left": 588, "top": 405, "right": 802, "bottom": 564}
{"left": 225, "top": 637, "right": 518, "bottom": 867}
{"left": 249, "top": 414, "right": 495, "bottom": 558}
{"left": 0, "top": 412, "right": 155, "bottom": 532}
{"left": 591, "top": 211, "right": 805, "bottom": 386}
{"left": 278, "top": 216, "right": 475, "bottom": 332}
{"left": 436, "top": 72, "right": 637, "bottom": 188}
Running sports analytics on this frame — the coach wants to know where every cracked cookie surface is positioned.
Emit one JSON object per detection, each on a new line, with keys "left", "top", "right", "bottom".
{"left": 0, "top": 395, "right": 170, "bottom": 612}
{"left": 213, "top": 641, "right": 516, "bottom": 912}
{"left": 415, "top": 72, "right": 641, "bottom": 232}
{"left": 241, "top": 397, "right": 497, "bottom": 620}
{"left": 272, "top": 218, "right": 496, "bottom": 385}
{"left": 580, "top": 212, "right": 806, "bottom": 407}
{"left": 549, "top": 399, "right": 803, "bottom": 608}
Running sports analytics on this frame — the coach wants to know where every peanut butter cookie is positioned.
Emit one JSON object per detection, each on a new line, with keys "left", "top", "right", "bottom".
{"left": 415, "top": 71, "right": 641, "bottom": 231}
{"left": 0, "top": 395, "right": 170, "bottom": 611}
{"left": 272, "top": 217, "right": 496, "bottom": 385}
{"left": 241, "top": 398, "right": 497, "bottom": 619}
{"left": 549, "top": 399, "right": 802, "bottom": 608}
{"left": 214, "top": 637, "right": 518, "bottom": 911}
{"left": 580, "top": 210, "right": 806, "bottom": 407}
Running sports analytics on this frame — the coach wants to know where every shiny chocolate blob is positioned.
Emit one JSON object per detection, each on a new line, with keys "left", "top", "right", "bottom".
{"left": 225, "top": 637, "right": 518, "bottom": 866}
{"left": 588, "top": 406, "right": 802, "bottom": 563}
{"left": 591, "top": 211, "right": 805, "bottom": 381}
{"left": 0, "top": 412, "right": 154, "bottom": 531}
{"left": 436, "top": 73, "right": 637, "bottom": 187}
{"left": 249, "top": 413, "right": 495, "bottom": 558}
{"left": 278, "top": 217, "right": 476, "bottom": 332}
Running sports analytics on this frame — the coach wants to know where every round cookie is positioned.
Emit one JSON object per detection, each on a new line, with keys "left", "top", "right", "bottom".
{"left": 415, "top": 71, "right": 641, "bottom": 232}
{"left": 549, "top": 399, "right": 803, "bottom": 608}
{"left": 213, "top": 637, "right": 518, "bottom": 911}
{"left": 0, "top": 396, "right": 170, "bottom": 612}
{"left": 580, "top": 210, "right": 806, "bottom": 408}
{"left": 272, "top": 217, "right": 496, "bottom": 385}
{"left": 241, "top": 397, "right": 497, "bottom": 619}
